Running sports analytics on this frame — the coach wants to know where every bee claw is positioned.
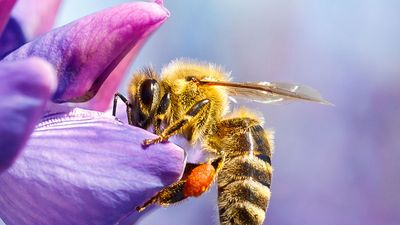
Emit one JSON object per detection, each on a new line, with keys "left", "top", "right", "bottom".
{"left": 142, "top": 139, "right": 153, "bottom": 146}
{"left": 135, "top": 206, "right": 145, "bottom": 212}
{"left": 142, "top": 137, "right": 166, "bottom": 146}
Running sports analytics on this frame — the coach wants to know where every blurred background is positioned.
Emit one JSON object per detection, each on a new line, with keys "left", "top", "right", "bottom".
{"left": 4, "top": 1, "right": 400, "bottom": 225}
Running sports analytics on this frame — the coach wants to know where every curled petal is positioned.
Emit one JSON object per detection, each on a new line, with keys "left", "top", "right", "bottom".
{"left": 78, "top": 46, "right": 139, "bottom": 111}
{"left": 0, "top": 58, "right": 57, "bottom": 173}
{"left": 12, "top": 0, "right": 62, "bottom": 38}
{"left": 0, "top": 108, "right": 185, "bottom": 225}
{"left": 4, "top": 2, "right": 169, "bottom": 104}
{"left": 0, "top": 0, "right": 16, "bottom": 34}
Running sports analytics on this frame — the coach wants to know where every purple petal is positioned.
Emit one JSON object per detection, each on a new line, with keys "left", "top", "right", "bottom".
{"left": 77, "top": 44, "right": 141, "bottom": 111}
{"left": 4, "top": 2, "right": 169, "bottom": 104}
{"left": 0, "top": 17, "right": 26, "bottom": 60}
{"left": 12, "top": 0, "right": 62, "bottom": 38}
{"left": 0, "top": 58, "right": 57, "bottom": 173}
{"left": 0, "top": 108, "right": 185, "bottom": 225}
{"left": 0, "top": 0, "right": 16, "bottom": 34}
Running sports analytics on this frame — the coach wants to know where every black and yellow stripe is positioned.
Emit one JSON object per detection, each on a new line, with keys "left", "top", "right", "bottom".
{"left": 212, "top": 117, "right": 273, "bottom": 225}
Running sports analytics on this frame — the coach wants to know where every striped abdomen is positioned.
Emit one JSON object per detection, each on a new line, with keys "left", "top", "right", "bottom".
{"left": 211, "top": 117, "right": 273, "bottom": 225}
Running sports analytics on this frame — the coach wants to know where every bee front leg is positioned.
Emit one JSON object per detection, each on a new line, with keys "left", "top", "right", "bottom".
{"left": 143, "top": 99, "right": 210, "bottom": 146}
{"left": 136, "top": 154, "right": 225, "bottom": 212}
{"left": 153, "top": 92, "right": 171, "bottom": 135}
{"left": 112, "top": 93, "right": 133, "bottom": 125}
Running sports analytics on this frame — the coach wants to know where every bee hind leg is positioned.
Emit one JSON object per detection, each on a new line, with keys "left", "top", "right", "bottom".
{"left": 136, "top": 180, "right": 186, "bottom": 212}
{"left": 136, "top": 154, "right": 225, "bottom": 212}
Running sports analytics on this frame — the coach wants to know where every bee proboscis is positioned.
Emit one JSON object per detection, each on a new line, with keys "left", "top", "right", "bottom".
{"left": 113, "top": 59, "right": 330, "bottom": 225}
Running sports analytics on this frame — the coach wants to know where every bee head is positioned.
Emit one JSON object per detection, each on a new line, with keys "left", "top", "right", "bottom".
{"left": 128, "top": 68, "right": 161, "bottom": 128}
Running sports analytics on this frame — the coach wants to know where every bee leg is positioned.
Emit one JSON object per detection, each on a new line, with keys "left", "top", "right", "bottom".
{"left": 136, "top": 180, "right": 186, "bottom": 212}
{"left": 153, "top": 92, "right": 171, "bottom": 135}
{"left": 136, "top": 154, "right": 225, "bottom": 212}
{"left": 143, "top": 99, "right": 210, "bottom": 145}
{"left": 113, "top": 93, "right": 133, "bottom": 125}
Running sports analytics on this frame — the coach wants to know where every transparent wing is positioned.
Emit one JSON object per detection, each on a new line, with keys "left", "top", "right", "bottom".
{"left": 199, "top": 80, "right": 332, "bottom": 105}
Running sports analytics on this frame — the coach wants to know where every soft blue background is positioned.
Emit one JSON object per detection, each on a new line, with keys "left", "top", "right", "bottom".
{"left": 3, "top": 1, "right": 399, "bottom": 225}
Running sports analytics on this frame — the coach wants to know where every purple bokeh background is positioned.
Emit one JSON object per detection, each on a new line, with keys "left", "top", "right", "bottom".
{"left": 2, "top": 1, "right": 398, "bottom": 225}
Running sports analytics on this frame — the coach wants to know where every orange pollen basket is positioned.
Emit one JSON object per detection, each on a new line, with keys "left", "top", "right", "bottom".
{"left": 183, "top": 164, "right": 216, "bottom": 197}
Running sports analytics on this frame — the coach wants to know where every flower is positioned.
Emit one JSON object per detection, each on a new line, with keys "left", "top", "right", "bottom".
{"left": 0, "top": 58, "right": 56, "bottom": 172}
{"left": 0, "top": 1, "right": 185, "bottom": 224}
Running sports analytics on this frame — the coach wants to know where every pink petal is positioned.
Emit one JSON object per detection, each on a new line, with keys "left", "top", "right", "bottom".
{"left": 78, "top": 46, "right": 139, "bottom": 111}
{"left": 79, "top": 0, "right": 169, "bottom": 111}
{"left": 4, "top": 2, "right": 169, "bottom": 104}
{"left": 0, "top": 0, "right": 16, "bottom": 34}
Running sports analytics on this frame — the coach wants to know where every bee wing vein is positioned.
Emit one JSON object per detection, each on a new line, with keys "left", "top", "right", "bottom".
{"left": 200, "top": 80, "right": 332, "bottom": 105}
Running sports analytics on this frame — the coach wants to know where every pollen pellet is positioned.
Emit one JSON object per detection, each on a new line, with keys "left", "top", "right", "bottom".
{"left": 184, "top": 163, "right": 215, "bottom": 197}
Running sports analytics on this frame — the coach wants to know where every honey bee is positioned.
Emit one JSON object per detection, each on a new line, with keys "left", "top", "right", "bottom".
{"left": 113, "top": 59, "right": 330, "bottom": 225}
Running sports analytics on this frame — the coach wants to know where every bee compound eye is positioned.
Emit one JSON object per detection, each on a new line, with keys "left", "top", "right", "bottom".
{"left": 140, "top": 79, "right": 157, "bottom": 106}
